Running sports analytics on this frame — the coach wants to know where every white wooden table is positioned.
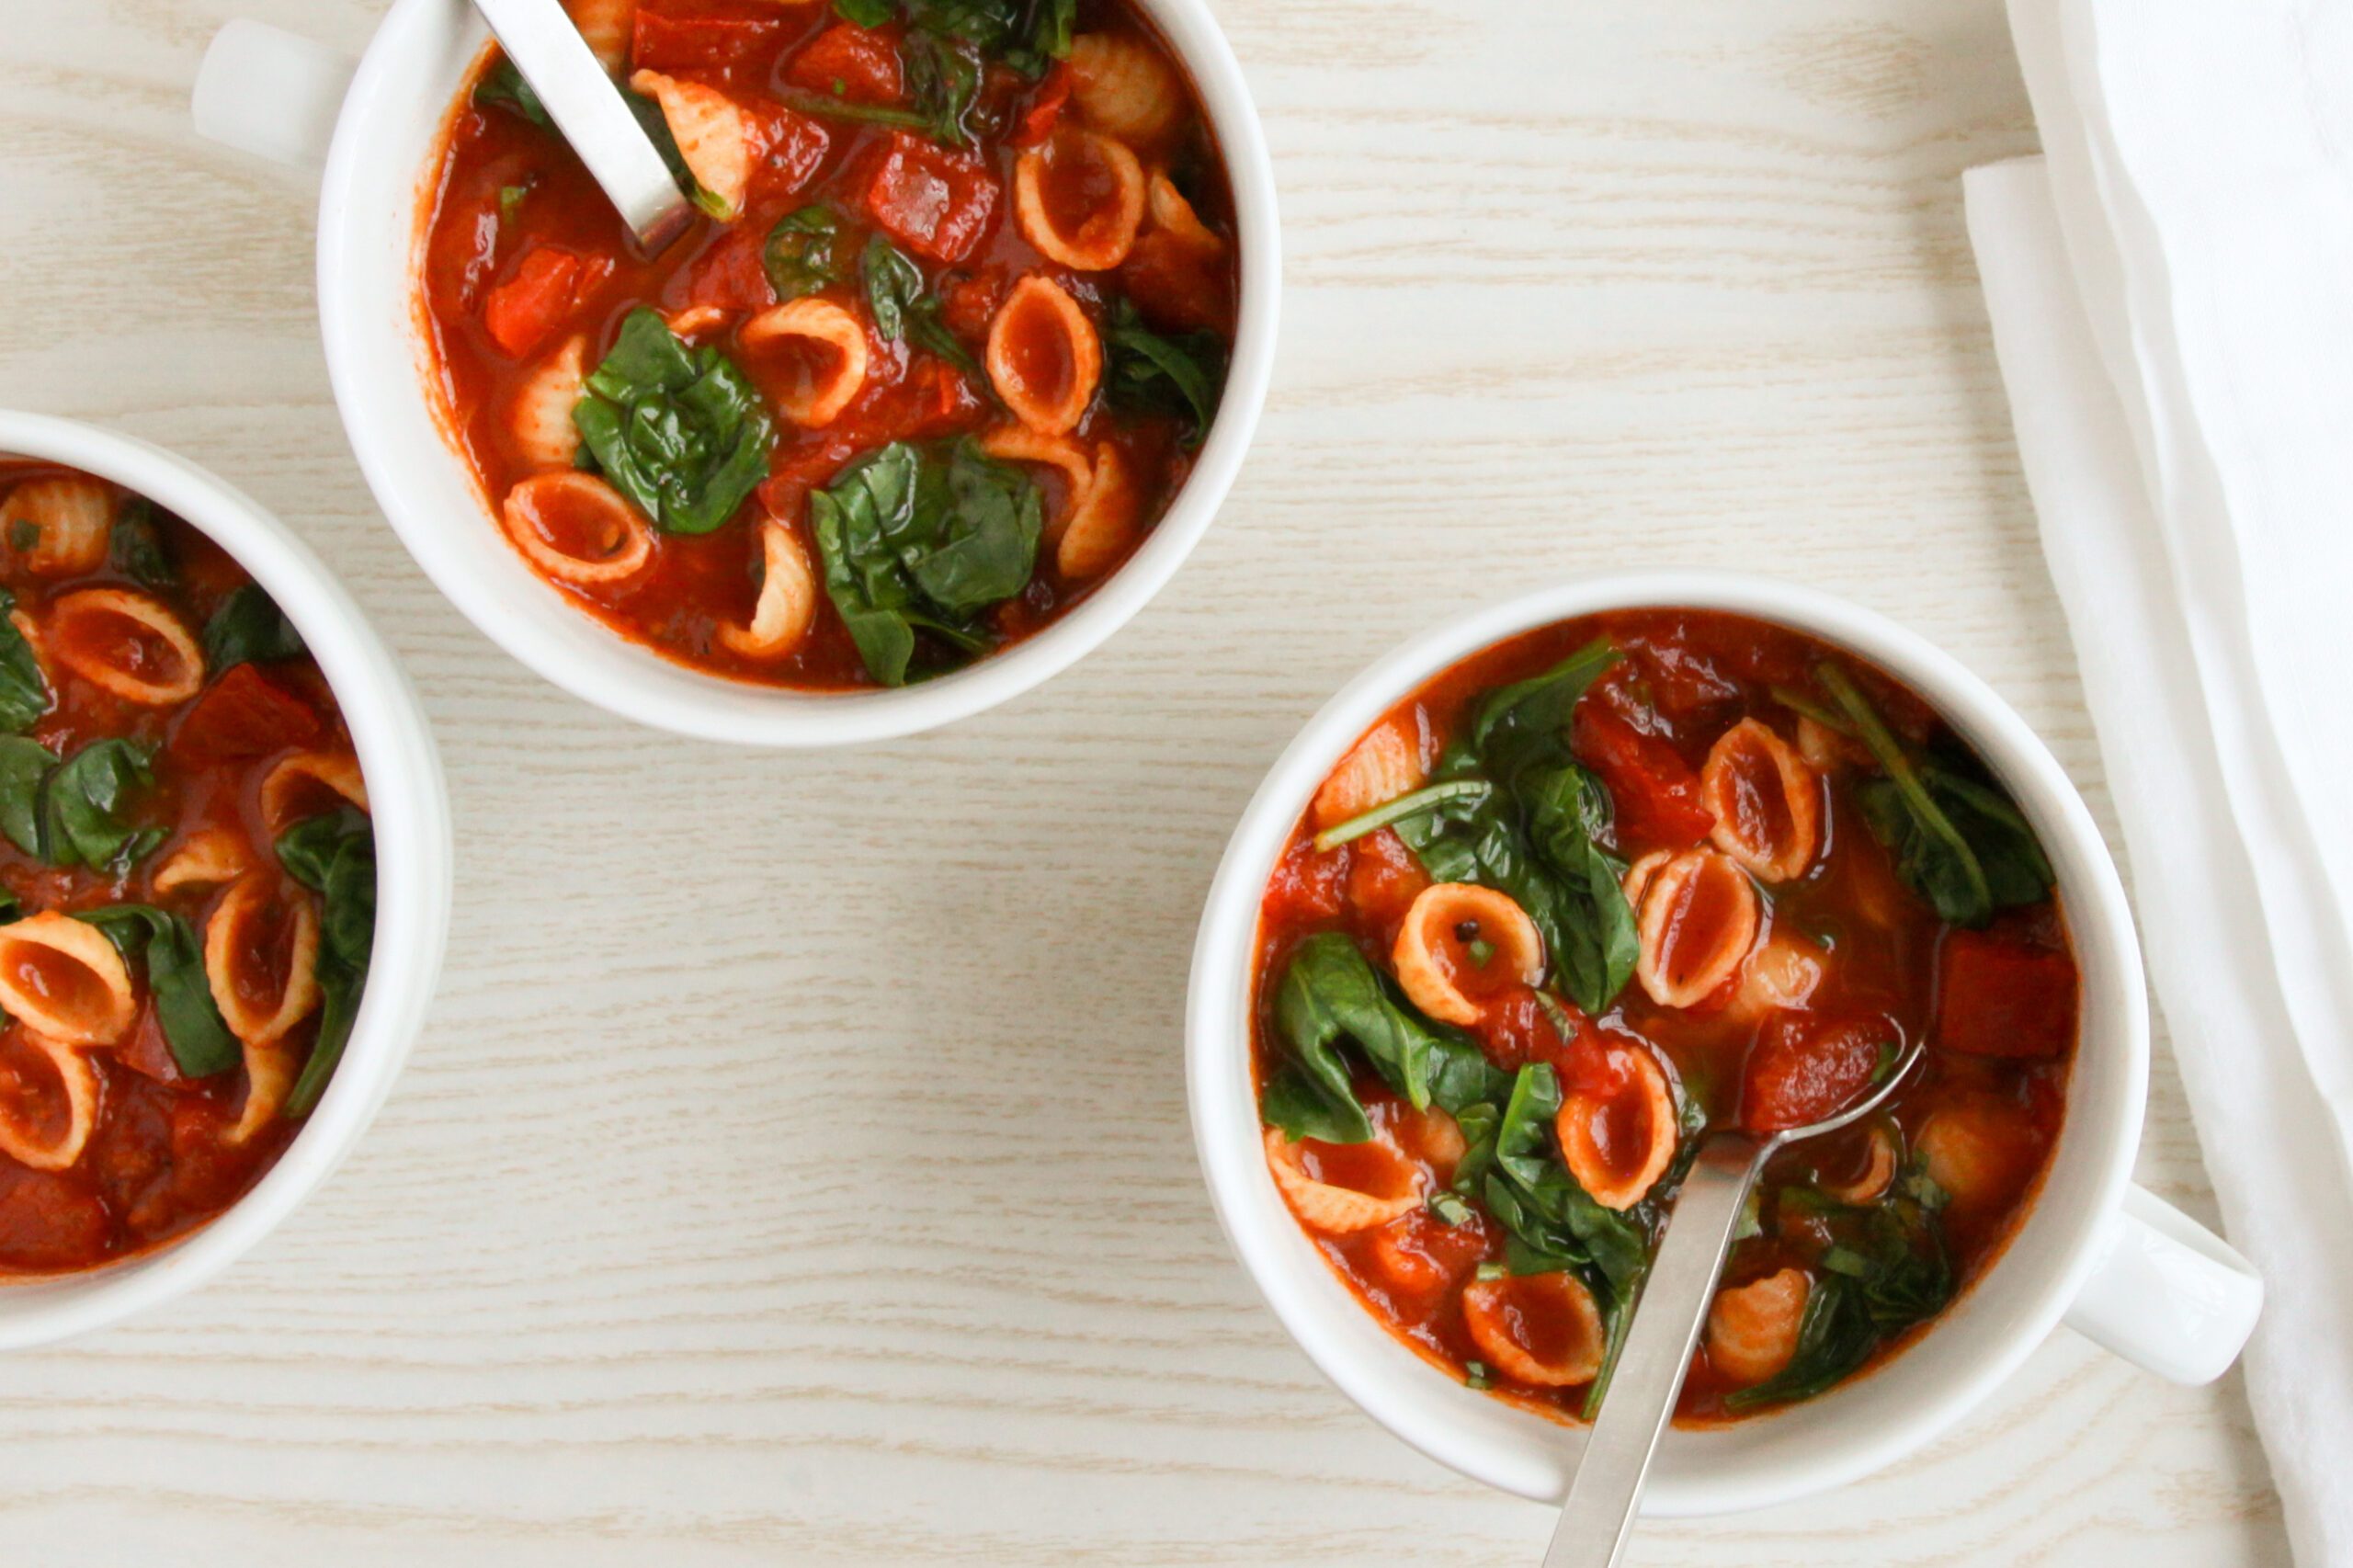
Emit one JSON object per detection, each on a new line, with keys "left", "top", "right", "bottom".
{"left": 0, "top": 0, "right": 2287, "bottom": 1561}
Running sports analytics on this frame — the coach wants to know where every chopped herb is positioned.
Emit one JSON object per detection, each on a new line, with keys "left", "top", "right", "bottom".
{"left": 1427, "top": 1189, "right": 1473, "bottom": 1226}
{"left": 497, "top": 183, "right": 532, "bottom": 227}
{"left": 1474, "top": 1261, "right": 1507, "bottom": 1282}
{"left": 6, "top": 521, "right": 36, "bottom": 554}
{"left": 1464, "top": 1360, "right": 1492, "bottom": 1391}
{"left": 1466, "top": 937, "right": 1495, "bottom": 967}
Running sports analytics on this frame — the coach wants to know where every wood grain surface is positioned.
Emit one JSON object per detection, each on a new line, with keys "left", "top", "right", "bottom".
{"left": 0, "top": 0, "right": 2289, "bottom": 1561}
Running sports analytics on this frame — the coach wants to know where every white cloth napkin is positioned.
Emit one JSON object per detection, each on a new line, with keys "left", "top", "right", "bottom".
{"left": 1964, "top": 1, "right": 2353, "bottom": 1560}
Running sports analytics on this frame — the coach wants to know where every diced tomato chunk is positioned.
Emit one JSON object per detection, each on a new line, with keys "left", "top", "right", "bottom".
{"left": 0, "top": 1165, "right": 109, "bottom": 1271}
{"left": 1119, "top": 230, "right": 1234, "bottom": 336}
{"left": 1263, "top": 837, "right": 1347, "bottom": 926}
{"left": 483, "top": 246, "right": 588, "bottom": 358}
{"left": 1742, "top": 1010, "right": 1894, "bottom": 1133}
{"left": 631, "top": 10, "right": 789, "bottom": 72}
{"left": 682, "top": 223, "right": 779, "bottom": 312}
{"left": 1012, "top": 62, "right": 1072, "bottom": 146}
{"left": 864, "top": 131, "right": 999, "bottom": 263}
{"left": 1936, "top": 932, "right": 2079, "bottom": 1058}
{"left": 787, "top": 24, "right": 905, "bottom": 105}
{"left": 171, "top": 664, "right": 324, "bottom": 767}
{"left": 1574, "top": 700, "right": 1713, "bottom": 852}
{"left": 1368, "top": 1210, "right": 1491, "bottom": 1295}
{"left": 746, "top": 105, "right": 832, "bottom": 203}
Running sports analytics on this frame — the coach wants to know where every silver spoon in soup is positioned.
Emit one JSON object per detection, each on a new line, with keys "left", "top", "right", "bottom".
{"left": 1542, "top": 1040, "right": 1928, "bottom": 1568}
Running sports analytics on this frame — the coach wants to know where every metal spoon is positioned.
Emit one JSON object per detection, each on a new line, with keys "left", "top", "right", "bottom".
{"left": 470, "top": 0, "right": 694, "bottom": 253}
{"left": 1541, "top": 1040, "right": 1927, "bottom": 1568}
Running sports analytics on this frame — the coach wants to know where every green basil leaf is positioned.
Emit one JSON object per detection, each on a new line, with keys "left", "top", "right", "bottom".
{"left": 108, "top": 496, "right": 176, "bottom": 589}
{"left": 474, "top": 59, "right": 551, "bottom": 128}
{"left": 0, "top": 734, "right": 55, "bottom": 856}
{"left": 834, "top": 0, "right": 895, "bottom": 24}
{"left": 765, "top": 204, "right": 846, "bottom": 300}
{"left": 1104, "top": 298, "right": 1225, "bottom": 449}
{"left": 40, "top": 738, "right": 158, "bottom": 871}
{"left": 862, "top": 234, "right": 925, "bottom": 343}
{"left": 0, "top": 588, "right": 50, "bottom": 732}
{"left": 201, "top": 585, "right": 306, "bottom": 671}
{"left": 1267, "top": 933, "right": 1508, "bottom": 1137}
{"left": 75, "top": 904, "right": 240, "bottom": 1077}
{"left": 574, "top": 309, "right": 776, "bottom": 536}
{"left": 902, "top": 29, "right": 983, "bottom": 147}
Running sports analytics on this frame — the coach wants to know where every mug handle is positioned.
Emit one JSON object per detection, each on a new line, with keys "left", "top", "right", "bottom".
{"left": 2063, "top": 1183, "right": 2263, "bottom": 1385}
{"left": 191, "top": 20, "right": 358, "bottom": 170}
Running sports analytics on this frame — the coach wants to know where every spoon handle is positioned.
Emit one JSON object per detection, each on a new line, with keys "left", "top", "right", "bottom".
{"left": 472, "top": 0, "right": 694, "bottom": 253}
{"left": 1542, "top": 1135, "right": 1767, "bottom": 1568}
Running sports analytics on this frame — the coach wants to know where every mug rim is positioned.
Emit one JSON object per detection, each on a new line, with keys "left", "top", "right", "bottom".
{"left": 0, "top": 410, "right": 451, "bottom": 1346}
{"left": 316, "top": 0, "right": 1279, "bottom": 748}
{"left": 1184, "top": 569, "right": 2149, "bottom": 1515}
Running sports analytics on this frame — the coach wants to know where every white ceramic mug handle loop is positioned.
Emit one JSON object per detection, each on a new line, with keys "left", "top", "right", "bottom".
{"left": 192, "top": 20, "right": 357, "bottom": 170}
{"left": 2063, "top": 1183, "right": 2262, "bottom": 1385}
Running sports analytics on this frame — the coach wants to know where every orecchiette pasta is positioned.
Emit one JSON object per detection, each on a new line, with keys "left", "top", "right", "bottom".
{"left": 0, "top": 912, "right": 138, "bottom": 1047}
{"left": 1915, "top": 1096, "right": 2035, "bottom": 1213}
{"left": 974, "top": 426, "right": 1138, "bottom": 580}
{"left": 153, "top": 827, "right": 256, "bottom": 894}
{"left": 986, "top": 276, "right": 1103, "bottom": 435}
{"left": 1707, "top": 1267, "right": 1810, "bottom": 1385}
{"left": 741, "top": 298, "right": 870, "bottom": 427}
{"left": 3, "top": 476, "right": 114, "bottom": 578}
{"left": 1312, "top": 715, "right": 1426, "bottom": 832}
{"left": 1554, "top": 1044, "right": 1677, "bottom": 1210}
{"left": 1701, "top": 718, "right": 1820, "bottom": 882}
{"left": 1817, "top": 1122, "right": 1899, "bottom": 1206}
{"left": 719, "top": 518, "right": 819, "bottom": 660}
{"left": 204, "top": 877, "right": 322, "bottom": 1053}
{"left": 1262, "top": 1125, "right": 1422, "bottom": 1233}
{"left": 1631, "top": 847, "right": 1760, "bottom": 1009}
{"left": 1461, "top": 1271, "right": 1606, "bottom": 1387}
{"left": 565, "top": 0, "right": 635, "bottom": 73}
{"left": 628, "top": 70, "right": 753, "bottom": 221}
{"left": 1013, "top": 129, "right": 1147, "bottom": 272}
{"left": 1392, "top": 882, "right": 1544, "bottom": 1027}
{"left": 229, "top": 1037, "right": 298, "bottom": 1148}
{"left": 508, "top": 335, "right": 588, "bottom": 471}
{"left": 501, "top": 471, "right": 655, "bottom": 588}
{"left": 1067, "top": 33, "right": 1181, "bottom": 144}
{"left": 0, "top": 1030, "right": 101, "bottom": 1173}
{"left": 1147, "top": 172, "right": 1222, "bottom": 253}
{"left": 259, "top": 750, "right": 370, "bottom": 836}
{"left": 664, "top": 304, "right": 731, "bottom": 339}
{"left": 1719, "top": 934, "right": 1825, "bottom": 1024}
{"left": 45, "top": 587, "right": 205, "bottom": 706}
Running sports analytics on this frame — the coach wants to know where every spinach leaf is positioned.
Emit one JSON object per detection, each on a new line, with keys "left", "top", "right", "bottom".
{"left": 1104, "top": 299, "right": 1225, "bottom": 449}
{"left": 40, "top": 739, "right": 162, "bottom": 871}
{"left": 809, "top": 439, "right": 1041, "bottom": 686}
{"left": 0, "top": 589, "right": 50, "bottom": 732}
{"left": 1260, "top": 932, "right": 1508, "bottom": 1143}
{"left": 75, "top": 904, "right": 239, "bottom": 1077}
{"left": 276, "top": 809, "right": 377, "bottom": 1119}
{"left": 0, "top": 735, "right": 56, "bottom": 855}
{"left": 835, "top": 0, "right": 895, "bottom": 24}
{"left": 1822, "top": 663, "right": 2052, "bottom": 927}
{"left": 1471, "top": 1063, "right": 1648, "bottom": 1294}
{"left": 1313, "top": 780, "right": 1495, "bottom": 853}
{"left": 765, "top": 205, "right": 846, "bottom": 301}
{"left": 202, "top": 585, "right": 306, "bottom": 671}
{"left": 108, "top": 496, "right": 176, "bottom": 589}
{"left": 860, "top": 235, "right": 985, "bottom": 379}
{"left": 474, "top": 60, "right": 551, "bottom": 128}
{"left": 620, "top": 89, "right": 733, "bottom": 221}
{"left": 1392, "top": 641, "right": 1638, "bottom": 1015}
{"left": 903, "top": 30, "right": 984, "bottom": 148}
{"left": 574, "top": 308, "right": 776, "bottom": 536}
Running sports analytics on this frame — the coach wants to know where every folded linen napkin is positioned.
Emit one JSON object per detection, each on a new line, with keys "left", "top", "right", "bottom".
{"left": 1964, "top": 2, "right": 2353, "bottom": 1559}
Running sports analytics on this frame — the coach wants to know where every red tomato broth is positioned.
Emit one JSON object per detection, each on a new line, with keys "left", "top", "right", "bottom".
{"left": 0, "top": 461, "right": 367, "bottom": 1275}
{"left": 416, "top": 0, "right": 1237, "bottom": 689}
{"left": 1250, "top": 609, "right": 2078, "bottom": 1425}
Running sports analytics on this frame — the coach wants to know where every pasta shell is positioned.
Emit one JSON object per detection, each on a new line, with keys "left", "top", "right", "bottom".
{"left": 509, "top": 335, "right": 587, "bottom": 471}
{"left": 565, "top": 0, "right": 636, "bottom": 73}
{"left": 2, "top": 476, "right": 113, "bottom": 577}
{"left": 1263, "top": 1125, "right": 1421, "bottom": 1233}
{"left": 46, "top": 587, "right": 205, "bottom": 706}
{"left": 1620, "top": 848, "right": 1671, "bottom": 910}
{"left": 1631, "top": 847, "right": 1759, "bottom": 1008}
{"left": 1702, "top": 718, "right": 1820, "bottom": 882}
{"left": 1719, "top": 934, "right": 1825, "bottom": 1025}
{"left": 229, "top": 1036, "right": 298, "bottom": 1147}
{"left": 1312, "top": 715, "right": 1426, "bottom": 832}
{"left": 1067, "top": 33, "right": 1180, "bottom": 144}
{"left": 501, "top": 471, "right": 655, "bottom": 588}
{"left": 0, "top": 1029, "right": 101, "bottom": 1172}
{"left": 1554, "top": 1043, "right": 1677, "bottom": 1210}
{"left": 719, "top": 519, "right": 819, "bottom": 660}
{"left": 1707, "top": 1267, "right": 1810, "bottom": 1385}
{"left": 628, "top": 70, "right": 753, "bottom": 221}
{"left": 1013, "top": 129, "right": 1146, "bottom": 271}
{"left": 153, "top": 827, "right": 255, "bottom": 894}
{"left": 986, "top": 276, "right": 1103, "bottom": 435}
{"left": 1916, "top": 1096, "right": 2038, "bottom": 1213}
{"left": 1056, "top": 440, "right": 1136, "bottom": 579}
{"left": 741, "top": 297, "right": 870, "bottom": 426}
{"left": 1461, "top": 1271, "right": 1606, "bottom": 1388}
{"left": 0, "top": 912, "right": 138, "bottom": 1047}
{"left": 664, "top": 304, "right": 731, "bottom": 339}
{"left": 1147, "top": 171, "right": 1222, "bottom": 253}
{"left": 1392, "top": 882, "right": 1544, "bottom": 1027}
{"left": 1817, "top": 1121, "right": 1900, "bottom": 1206}
{"left": 260, "top": 751, "right": 370, "bottom": 836}
{"left": 205, "top": 876, "right": 322, "bottom": 1051}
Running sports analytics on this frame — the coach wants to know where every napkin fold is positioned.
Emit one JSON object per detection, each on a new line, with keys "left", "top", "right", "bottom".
{"left": 1965, "top": 1, "right": 2353, "bottom": 1560}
